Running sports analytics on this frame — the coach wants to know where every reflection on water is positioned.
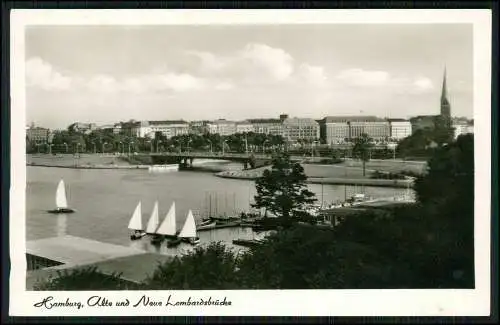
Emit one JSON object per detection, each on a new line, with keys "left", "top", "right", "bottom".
{"left": 27, "top": 166, "right": 405, "bottom": 257}
{"left": 56, "top": 214, "right": 67, "bottom": 237}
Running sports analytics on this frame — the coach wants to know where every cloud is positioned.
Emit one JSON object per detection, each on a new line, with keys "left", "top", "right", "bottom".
{"left": 335, "top": 68, "right": 390, "bottom": 87}
{"left": 413, "top": 77, "right": 434, "bottom": 90}
{"left": 239, "top": 43, "right": 294, "bottom": 81}
{"left": 25, "top": 57, "right": 72, "bottom": 90}
{"left": 297, "top": 63, "right": 328, "bottom": 87}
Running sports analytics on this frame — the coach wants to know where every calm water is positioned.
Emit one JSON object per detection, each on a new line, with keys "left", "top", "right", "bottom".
{"left": 26, "top": 166, "right": 403, "bottom": 255}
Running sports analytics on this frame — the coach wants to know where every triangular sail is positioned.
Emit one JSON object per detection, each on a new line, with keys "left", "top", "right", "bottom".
{"left": 145, "top": 201, "right": 160, "bottom": 234}
{"left": 55, "top": 179, "right": 68, "bottom": 209}
{"left": 178, "top": 210, "right": 197, "bottom": 238}
{"left": 156, "top": 201, "right": 177, "bottom": 236}
{"left": 127, "top": 201, "right": 143, "bottom": 231}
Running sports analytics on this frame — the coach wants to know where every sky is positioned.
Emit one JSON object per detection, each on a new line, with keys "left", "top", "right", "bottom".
{"left": 25, "top": 24, "right": 473, "bottom": 129}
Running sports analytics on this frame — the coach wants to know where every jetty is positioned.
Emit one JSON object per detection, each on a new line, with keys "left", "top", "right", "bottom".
{"left": 26, "top": 235, "right": 173, "bottom": 290}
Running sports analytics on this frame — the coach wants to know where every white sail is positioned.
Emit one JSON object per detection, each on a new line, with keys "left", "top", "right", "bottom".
{"left": 127, "top": 201, "right": 143, "bottom": 231}
{"left": 145, "top": 201, "right": 160, "bottom": 234}
{"left": 156, "top": 201, "right": 177, "bottom": 236}
{"left": 55, "top": 179, "right": 68, "bottom": 209}
{"left": 178, "top": 210, "right": 197, "bottom": 238}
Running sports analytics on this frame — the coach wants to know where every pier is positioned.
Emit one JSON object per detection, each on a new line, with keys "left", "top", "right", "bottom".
{"left": 26, "top": 235, "right": 174, "bottom": 290}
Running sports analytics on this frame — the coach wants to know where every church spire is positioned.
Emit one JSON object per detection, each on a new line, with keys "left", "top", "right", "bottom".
{"left": 440, "top": 66, "right": 451, "bottom": 123}
{"left": 441, "top": 66, "right": 448, "bottom": 101}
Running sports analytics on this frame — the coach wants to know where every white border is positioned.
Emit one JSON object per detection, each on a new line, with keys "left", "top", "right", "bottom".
{"left": 10, "top": 9, "right": 492, "bottom": 316}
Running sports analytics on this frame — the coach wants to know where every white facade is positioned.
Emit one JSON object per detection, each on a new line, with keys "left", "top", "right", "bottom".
{"left": 140, "top": 121, "right": 190, "bottom": 139}
{"left": 282, "top": 117, "right": 320, "bottom": 142}
{"left": 206, "top": 120, "right": 237, "bottom": 136}
{"left": 324, "top": 122, "right": 350, "bottom": 144}
{"left": 389, "top": 121, "right": 412, "bottom": 140}
{"left": 235, "top": 121, "right": 254, "bottom": 134}
{"left": 453, "top": 122, "right": 473, "bottom": 139}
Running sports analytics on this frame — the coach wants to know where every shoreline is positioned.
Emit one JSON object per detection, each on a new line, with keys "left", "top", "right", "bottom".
{"left": 215, "top": 171, "right": 413, "bottom": 188}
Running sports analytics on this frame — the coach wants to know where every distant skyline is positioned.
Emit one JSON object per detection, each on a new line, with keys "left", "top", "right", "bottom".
{"left": 25, "top": 24, "right": 473, "bottom": 129}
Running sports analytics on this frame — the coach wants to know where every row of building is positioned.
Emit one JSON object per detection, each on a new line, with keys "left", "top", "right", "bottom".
{"left": 27, "top": 113, "right": 473, "bottom": 147}
{"left": 26, "top": 113, "right": 473, "bottom": 146}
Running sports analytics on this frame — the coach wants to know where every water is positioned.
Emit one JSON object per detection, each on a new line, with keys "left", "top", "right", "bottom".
{"left": 26, "top": 165, "right": 403, "bottom": 256}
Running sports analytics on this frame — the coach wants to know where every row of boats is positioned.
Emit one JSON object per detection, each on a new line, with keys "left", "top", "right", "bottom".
{"left": 127, "top": 201, "right": 203, "bottom": 247}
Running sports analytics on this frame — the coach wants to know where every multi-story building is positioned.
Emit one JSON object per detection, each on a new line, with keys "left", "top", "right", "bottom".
{"left": 112, "top": 123, "right": 122, "bottom": 134}
{"left": 188, "top": 121, "right": 210, "bottom": 135}
{"left": 68, "top": 122, "right": 97, "bottom": 134}
{"left": 282, "top": 117, "right": 320, "bottom": 143}
{"left": 147, "top": 120, "right": 190, "bottom": 139}
{"left": 452, "top": 117, "right": 474, "bottom": 139}
{"left": 387, "top": 118, "right": 412, "bottom": 141}
{"left": 349, "top": 117, "right": 389, "bottom": 141}
{"left": 26, "top": 125, "right": 51, "bottom": 143}
{"left": 235, "top": 120, "right": 255, "bottom": 134}
{"left": 206, "top": 119, "right": 237, "bottom": 136}
{"left": 320, "top": 116, "right": 352, "bottom": 145}
{"left": 248, "top": 118, "right": 283, "bottom": 136}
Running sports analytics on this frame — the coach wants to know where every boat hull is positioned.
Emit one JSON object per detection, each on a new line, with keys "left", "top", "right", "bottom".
{"left": 166, "top": 238, "right": 182, "bottom": 247}
{"left": 130, "top": 232, "right": 146, "bottom": 240}
{"left": 48, "top": 208, "right": 75, "bottom": 214}
{"left": 180, "top": 237, "right": 200, "bottom": 245}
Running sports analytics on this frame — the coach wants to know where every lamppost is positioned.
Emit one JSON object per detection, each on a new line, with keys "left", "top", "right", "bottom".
{"left": 118, "top": 141, "right": 123, "bottom": 155}
{"left": 207, "top": 139, "right": 213, "bottom": 154}
{"left": 156, "top": 140, "right": 162, "bottom": 153}
{"left": 244, "top": 135, "right": 248, "bottom": 154}
{"left": 263, "top": 139, "right": 270, "bottom": 154}
{"left": 128, "top": 142, "right": 134, "bottom": 156}
{"left": 92, "top": 141, "right": 96, "bottom": 154}
{"left": 222, "top": 140, "right": 228, "bottom": 155}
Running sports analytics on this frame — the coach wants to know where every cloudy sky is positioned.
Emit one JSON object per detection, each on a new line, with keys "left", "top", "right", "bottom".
{"left": 25, "top": 24, "right": 473, "bottom": 129}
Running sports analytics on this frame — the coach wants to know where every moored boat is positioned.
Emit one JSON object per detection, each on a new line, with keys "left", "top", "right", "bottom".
{"left": 145, "top": 201, "right": 161, "bottom": 244}
{"left": 128, "top": 201, "right": 145, "bottom": 240}
{"left": 48, "top": 179, "right": 76, "bottom": 214}
{"left": 178, "top": 210, "right": 200, "bottom": 245}
{"left": 153, "top": 201, "right": 180, "bottom": 247}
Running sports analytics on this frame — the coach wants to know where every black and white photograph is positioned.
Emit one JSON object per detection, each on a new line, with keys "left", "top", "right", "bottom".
{"left": 9, "top": 9, "right": 492, "bottom": 316}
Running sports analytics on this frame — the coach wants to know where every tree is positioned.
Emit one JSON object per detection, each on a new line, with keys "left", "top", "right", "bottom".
{"left": 251, "top": 153, "right": 316, "bottom": 226}
{"left": 143, "top": 242, "right": 238, "bottom": 290}
{"left": 352, "top": 133, "right": 373, "bottom": 177}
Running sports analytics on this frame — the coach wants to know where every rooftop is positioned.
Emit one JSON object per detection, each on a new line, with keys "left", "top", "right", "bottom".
{"left": 148, "top": 120, "right": 189, "bottom": 126}
{"left": 323, "top": 116, "right": 384, "bottom": 123}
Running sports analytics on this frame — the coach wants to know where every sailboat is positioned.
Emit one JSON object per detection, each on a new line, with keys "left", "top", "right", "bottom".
{"left": 145, "top": 201, "right": 160, "bottom": 236}
{"left": 48, "top": 179, "right": 75, "bottom": 214}
{"left": 128, "top": 201, "right": 145, "bottom": 240}
{"left": 178, "top": 210, "right": 200, "bottom": 245}
{"left": 151, "top": 202, "right": 180, "bottom": 246}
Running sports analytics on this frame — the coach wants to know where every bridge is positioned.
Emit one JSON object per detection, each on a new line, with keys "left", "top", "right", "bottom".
{"left": 147, "top": 151, "right": 274, "bottom": 169}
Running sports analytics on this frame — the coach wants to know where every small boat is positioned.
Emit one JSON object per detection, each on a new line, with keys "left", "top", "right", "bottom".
{"left": 196, "top": 221, "right": 217, "bottom": 230}
{"left": 128, "top": 201, "right": 145, "bottom": 240}
{"left": 178, "top": 210, "right": 200, "bottom": 245}
{"left": 153, "top": 201, "right": 180, "bottom": 247}
{"left": 145, "top": 201, "right": 160, "bottom": 244}
{"left": 48, "top": 179, "right": 75, "bottom": 214}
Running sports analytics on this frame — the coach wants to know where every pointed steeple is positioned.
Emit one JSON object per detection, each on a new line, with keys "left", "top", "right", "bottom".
{"left": 440, "top": 66, "right": 451, "bottom": 124}
{"left": 441, "top": 66, "right": 448, "bottom": 101}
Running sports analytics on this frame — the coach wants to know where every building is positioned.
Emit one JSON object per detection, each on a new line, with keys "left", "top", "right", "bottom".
{"left": 130, "top": 121, "right": 152, "bottom": 138}
{"left": 387, "top": 119, "right": 412, "bottom": 141}
{"left": 235, "top": 120, "right": 255, "bottom": 134}
{"left": 188, "top": 121, "right": 210, "bottom": 135}
{"left": 68, "top": 122, "right": 97, "bottom": 134}
{"left": 319, "top": 116, "right": 351, "bottom": 145}
{"left": 348, "top": 117, "right": 389, "bottom": 141}
{"left": 147, "top": 120, "right": 190, "bottom": 139}
{"left": 248, "top": 118, "right": 283, "bottom": 136}
{"left": 281, "top": 116, "right": 320, "bottom": 143}
{"left": 452, "top": 117, "right": 474, "bottom": 139}
{"left": 26, "top": 125, "right": 50, "bottom": 143}
{"left": 206, "top": 119, "right": 237, "bottom": 136}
